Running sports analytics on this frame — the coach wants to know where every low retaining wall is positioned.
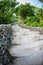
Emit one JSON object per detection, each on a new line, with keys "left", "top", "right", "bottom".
{"left": 19, "top": 24, "right": 43, "bottom": 34}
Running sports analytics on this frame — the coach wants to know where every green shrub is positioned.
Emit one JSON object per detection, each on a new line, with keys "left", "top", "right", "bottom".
{"left": 0, "top": 0, "right": 18, "bottom": 24}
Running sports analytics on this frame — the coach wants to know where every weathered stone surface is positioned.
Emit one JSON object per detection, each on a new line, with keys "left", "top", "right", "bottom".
{"left": 0, "top": 24, "right": 12, "bottom": 64}
{"left": 0, "top": 23, "right": 43, "bottom": 65}
{"left": 9, "top": 23, "right": 43, "bottom": 65}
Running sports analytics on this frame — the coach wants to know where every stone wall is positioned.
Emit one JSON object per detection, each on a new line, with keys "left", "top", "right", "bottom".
{"left": 0, "top": 24, "right": 12, "bottom": 64}
{"left": 8, "top": 23, "right": 43, "bottom": 65}
{"left": 0, "top": 24, "right": 12, "bottom": 45}
{"left": 19, "top": 24, "right": 43, "bottom": 34}
{"left": 0, "top": 24, "right": 43, "bottom": 65}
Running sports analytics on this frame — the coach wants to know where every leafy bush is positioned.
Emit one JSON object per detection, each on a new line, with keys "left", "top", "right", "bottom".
{"left": 26, "top": 16, "right": 40, "bottom": 27}
{"left": 0, "top": 0, "right": 18, "bottom": 24}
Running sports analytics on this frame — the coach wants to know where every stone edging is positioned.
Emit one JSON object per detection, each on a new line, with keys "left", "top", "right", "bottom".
{"left": 0, "top": 23, "right": 43, "bottom": 34}
{"left": 19, "top": 24, "right": 43, "bottom": 34}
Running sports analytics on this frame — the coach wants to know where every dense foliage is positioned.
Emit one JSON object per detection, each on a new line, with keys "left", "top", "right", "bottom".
{"left": 16, "top": 3, "right": 34, "bottom": 24}
{"left": 0, "top": 0, "right": 43, "bottom": 27}
{"left": 0, "top": 0, "right": 18, "bottom": 24}
{"left": 16, "top": 3, "right": 43, "bottom": 27}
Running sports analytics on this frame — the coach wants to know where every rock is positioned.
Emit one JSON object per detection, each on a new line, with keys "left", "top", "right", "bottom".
{"left": 0, "top": 24, "right": 12, "bottom": 64}
{"left": 9, "top": 24, "right": 43, "bottom": 65}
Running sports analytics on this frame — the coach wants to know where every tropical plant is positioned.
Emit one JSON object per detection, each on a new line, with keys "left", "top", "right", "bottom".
{"left": 35, "top": 8, "right": 43, "bottom": 22}
{"left": 16, "top": 3, "right": 34, "bottom": 24}
{"left": 0, "top": 0, "right": 18, "bottom": 24}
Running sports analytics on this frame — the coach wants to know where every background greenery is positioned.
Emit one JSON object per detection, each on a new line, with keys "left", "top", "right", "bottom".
{"left": 0, "top": 0, "right": 18, "bottom": 24}
{"left": 0, "top": 0, "right": 43, "bottom": 27}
